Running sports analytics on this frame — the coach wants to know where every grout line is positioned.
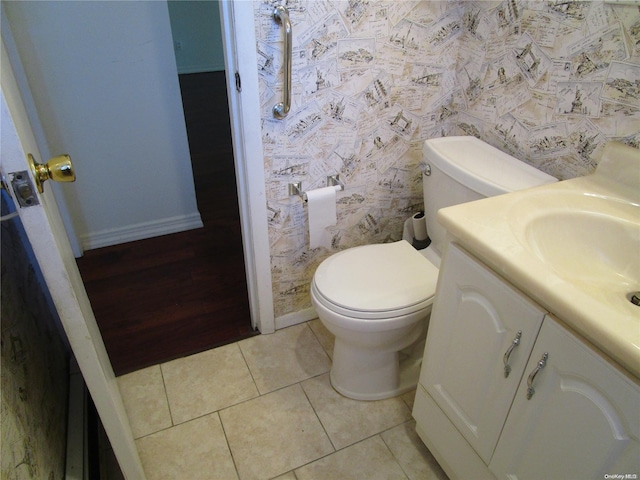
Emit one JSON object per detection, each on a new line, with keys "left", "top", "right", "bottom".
{"left": 284, "top": 432, "right": 407, "bottom": 478}
{"left": 305, "top": 319, "right": 334, "bottom": 360}
{"left": 235, "top": 340, "right": 261, "bottom": 395}
{"left": 379, "top": 429, "right": 412, "bottom": 480}
{"left": 216, "top": 411, "right": 242, "bottom": 480}
{"left": 299, "top": 375, "right": 338, "bottom": 453}
{"left": 305, "top": 318, "right": 333, "bottom": 362}
{"left": 158, "top": 363, "right": 176, "bottom": 427}
{"left": 302, "top": 321, "right": 333, "bottom": 362}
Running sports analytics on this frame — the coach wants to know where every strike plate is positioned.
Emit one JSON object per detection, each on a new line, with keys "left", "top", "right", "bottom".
{"left": 10, "top": 170, "right": 40, "bottom": 207}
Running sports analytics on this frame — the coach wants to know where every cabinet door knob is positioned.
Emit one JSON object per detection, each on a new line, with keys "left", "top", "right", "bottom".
{"left": 526, "top": 352, "right": 549, "bottom": 400}
{"left": 503, "top": 330, "right": 522, "bottom": 378}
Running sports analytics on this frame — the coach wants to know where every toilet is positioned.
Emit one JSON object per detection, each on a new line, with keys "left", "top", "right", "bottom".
{"left": 310, "top": 136, "right": 557, "bottom": 400}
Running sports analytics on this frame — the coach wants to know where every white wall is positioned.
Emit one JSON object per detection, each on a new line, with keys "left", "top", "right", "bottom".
{"left": 168, "top": 0, "right": 225, "bottom": 73}
{"left": 4, "top": 1, "right": 202, "bottom": 250}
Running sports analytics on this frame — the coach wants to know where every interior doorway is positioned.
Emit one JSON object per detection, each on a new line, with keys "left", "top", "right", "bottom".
{"left": 75, "top": 3, "right": 258, "bottom": 376}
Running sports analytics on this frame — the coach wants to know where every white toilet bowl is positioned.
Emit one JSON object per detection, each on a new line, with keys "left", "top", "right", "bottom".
{"left": 310, "top": 240, "right": 439, "bottom": 400}
{"left": 311, "top": 137, "right": 558, "bottom": 401}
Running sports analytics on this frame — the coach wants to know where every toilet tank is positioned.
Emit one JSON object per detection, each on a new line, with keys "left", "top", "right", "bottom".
{"left": 423, "top": 136, "right": 557, "bottom": 256}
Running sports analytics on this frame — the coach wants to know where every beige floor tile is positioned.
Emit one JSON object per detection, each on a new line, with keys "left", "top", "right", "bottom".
{"left": 238, "top": 323, "right": 330, "bottom": 394}
{"left": 381, "top": 421, "right": 449, "bottom": 480}
{"left": 136, "top": 412, "right": 237, "bottom": 480}
{"left": 301, "top": 373, "right": 412, "bottom": 450}
{"left": 161, "top": 343, "right": 258, "bottom": 424}
{"left": 271, "top": 473, "right": 297, "bottom": 480}
{"left": 308, "top": 319, "right": 334, "bottom": 359}
{"left": 117, "top": 365, "right": 172, "bottom": 438}
{"left": 220, "top": 384, "right": 334, "bottom": 480}
{"left": 295, "top": 436, "right": 408, "bottom": 480}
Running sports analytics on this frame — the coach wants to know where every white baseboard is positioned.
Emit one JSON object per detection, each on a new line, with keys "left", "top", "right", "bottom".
{"left": 275, "top": 306, "right": 318, "bottom": 330}
{"left": 80, "top": 213, "right": 203, "bottom": 251}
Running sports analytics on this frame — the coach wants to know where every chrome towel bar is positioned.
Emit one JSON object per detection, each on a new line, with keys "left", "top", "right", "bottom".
{"left": 273, "top": 6, "right": 292, "bottom": 119}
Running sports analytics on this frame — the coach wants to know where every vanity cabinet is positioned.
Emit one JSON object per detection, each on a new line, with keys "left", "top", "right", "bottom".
{"left": 414, "top": 243, "right": 640, "bottom": 480}
{"left": 489, "top": 317, "right": 640, "bottom": 479}
{"left": 418, "top": 243, "right": 545, "bottom": 463}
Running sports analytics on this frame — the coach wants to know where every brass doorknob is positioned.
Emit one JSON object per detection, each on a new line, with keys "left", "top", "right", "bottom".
{"left": 27, "top": 153, "right": 76, "bottom": 193}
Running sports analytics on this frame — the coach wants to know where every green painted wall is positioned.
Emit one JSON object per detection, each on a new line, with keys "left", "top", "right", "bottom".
{"left": 168, "top": 1, "right": 225, "bottom": 73}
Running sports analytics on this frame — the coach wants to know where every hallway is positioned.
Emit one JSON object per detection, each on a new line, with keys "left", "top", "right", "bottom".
{"left": 76, "top": 71, "right": 256, "bottom": 376}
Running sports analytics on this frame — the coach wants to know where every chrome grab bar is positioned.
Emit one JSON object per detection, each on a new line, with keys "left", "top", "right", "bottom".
{"left": 273, "top": 6, "right": 291, "bottom": 119}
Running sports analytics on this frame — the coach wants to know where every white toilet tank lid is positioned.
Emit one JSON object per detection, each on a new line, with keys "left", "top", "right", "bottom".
{"left": 313, "top": 240, "right": 438, "bottom": 313}
{"left": 424, "top": 136, "right": 557, "bottom": 197}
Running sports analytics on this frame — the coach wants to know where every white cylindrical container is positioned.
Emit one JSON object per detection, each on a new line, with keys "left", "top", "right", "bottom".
{"left": 412, "top": 211, "right": 428, "bottom": 241}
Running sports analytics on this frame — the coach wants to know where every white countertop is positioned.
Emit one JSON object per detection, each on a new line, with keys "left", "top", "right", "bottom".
{"left": 437, "top": 171, "right": 640, "bottom": 380}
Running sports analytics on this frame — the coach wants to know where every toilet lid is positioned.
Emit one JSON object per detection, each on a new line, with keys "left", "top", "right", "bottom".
{"left": 313, "top": 240, "right": 438, "bottom": 314}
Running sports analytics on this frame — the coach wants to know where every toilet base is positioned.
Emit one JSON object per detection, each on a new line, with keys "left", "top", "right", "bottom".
{"left": 329, "top": 335, "right": 426, "bottom": 401}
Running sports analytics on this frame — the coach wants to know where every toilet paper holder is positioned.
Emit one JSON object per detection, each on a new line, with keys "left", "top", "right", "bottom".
{"left": 289, "top": 175, "right": 344, "bottom": 202}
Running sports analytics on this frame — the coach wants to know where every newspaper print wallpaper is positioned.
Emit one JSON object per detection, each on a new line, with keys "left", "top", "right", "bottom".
{"left": 254, "top": 0, "right": 640, "bottom": 318}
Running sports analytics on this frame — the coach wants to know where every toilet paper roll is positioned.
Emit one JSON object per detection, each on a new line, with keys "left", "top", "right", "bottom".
{"left": 307, "top": 186, "right": 337, "bottom": 249}
{"left": 412, "top": 211, "right": 428, "bottom": 242}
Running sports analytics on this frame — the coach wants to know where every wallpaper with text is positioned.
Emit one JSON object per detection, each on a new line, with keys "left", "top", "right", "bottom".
{"left": 254, "top": 0, "right": 640, "bottom": 318}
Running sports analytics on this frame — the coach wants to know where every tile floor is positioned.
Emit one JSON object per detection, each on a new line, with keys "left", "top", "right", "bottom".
{"left": 104, "top": 320, "right": 449, "bottom": 480}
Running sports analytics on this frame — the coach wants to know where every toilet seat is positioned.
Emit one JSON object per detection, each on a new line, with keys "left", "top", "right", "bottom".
{"left": 312, "top": 240, "right": 439, "bottom": 320}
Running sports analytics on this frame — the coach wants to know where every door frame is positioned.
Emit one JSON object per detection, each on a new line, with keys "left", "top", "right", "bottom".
{"left": 220, "top": 0, "right": 274, "bottom": 334}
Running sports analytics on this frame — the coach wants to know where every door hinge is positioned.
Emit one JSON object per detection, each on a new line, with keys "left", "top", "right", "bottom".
{"left": 235, "top": 71, "right": 242, "bottom": 93}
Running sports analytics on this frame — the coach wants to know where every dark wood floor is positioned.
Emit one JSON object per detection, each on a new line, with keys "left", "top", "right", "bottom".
{"left": 77, "top": 71, "right": 257, "bottom": 376}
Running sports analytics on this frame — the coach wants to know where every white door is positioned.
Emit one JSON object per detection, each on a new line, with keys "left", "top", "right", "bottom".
{"left": 1, "top": 41, "right": 146, "bottom": 480}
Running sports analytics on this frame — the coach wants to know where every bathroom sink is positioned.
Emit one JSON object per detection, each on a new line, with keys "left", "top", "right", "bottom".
{"left": 437, "top": 141, "right": 640, "bottom": 379}
{"left": 524, "top": 207, "right": 639, "bottom": 287}
{"left": 509, "top": 191, "right": 640, "bottom": 305}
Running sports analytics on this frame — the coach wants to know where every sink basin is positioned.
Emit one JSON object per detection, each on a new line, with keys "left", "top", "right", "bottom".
{"left": 509, "top": 191, "right": 640, "bottom": 303}
{"left": 525, "top": 209, "right": 639, "bottom": 287}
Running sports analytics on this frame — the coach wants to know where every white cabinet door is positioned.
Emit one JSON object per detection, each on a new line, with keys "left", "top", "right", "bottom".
{"left": 490, "top": 316, "right": 640, "bottom": 479}
{"left": 421, "top": 244, "right": 546, "bottom": 463}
